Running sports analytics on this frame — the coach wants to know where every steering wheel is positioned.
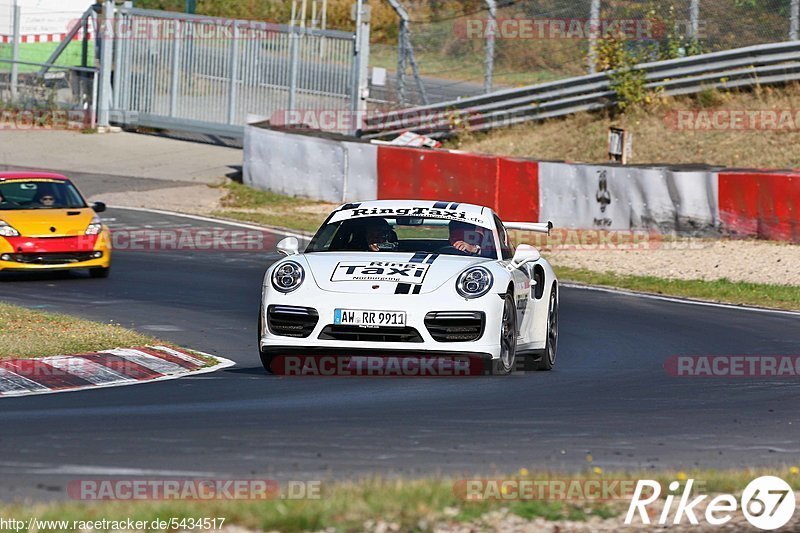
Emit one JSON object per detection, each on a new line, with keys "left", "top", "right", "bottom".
{"left": 436, "top": 245, "right": 473, "bottom": 256}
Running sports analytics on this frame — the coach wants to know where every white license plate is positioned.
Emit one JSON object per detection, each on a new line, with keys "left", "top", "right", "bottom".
{"left": 334, "top": 309, "right": 407, "bottom": 328}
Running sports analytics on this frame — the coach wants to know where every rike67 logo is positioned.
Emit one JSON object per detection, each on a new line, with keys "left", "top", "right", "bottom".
{"left": 626, "top": 476, "right": 796, "bottom": 530}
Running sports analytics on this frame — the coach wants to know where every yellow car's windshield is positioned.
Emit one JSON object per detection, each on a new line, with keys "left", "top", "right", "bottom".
{"left": 0, "top": 179, "right": 87, "bottom": 210}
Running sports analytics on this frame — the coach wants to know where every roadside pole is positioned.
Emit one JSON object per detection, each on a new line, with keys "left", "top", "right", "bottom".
{"left": 97, "top": 0, "right": 114, "bottom": 128}
{"left": 10, "top": 3, "right": 20, "bottom": 102}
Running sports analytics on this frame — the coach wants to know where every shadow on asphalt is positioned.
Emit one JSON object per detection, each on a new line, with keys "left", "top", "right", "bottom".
{"left": 0, "top": 270, "right": 98, "bottom": 283}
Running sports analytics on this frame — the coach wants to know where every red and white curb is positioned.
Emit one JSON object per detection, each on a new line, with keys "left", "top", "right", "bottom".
{"left": 0, "top": 346, "right": 234, "bottom": 398}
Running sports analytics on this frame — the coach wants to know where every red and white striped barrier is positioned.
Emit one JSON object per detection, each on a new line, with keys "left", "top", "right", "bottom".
{"left": 0, "top": 32, "right": 93, "bottom": 44}
{"left": 0, "top": 346, "right": 234, "bottom": 398}
{"left": 243, "top": 126, "right": 800, "bottom": 243}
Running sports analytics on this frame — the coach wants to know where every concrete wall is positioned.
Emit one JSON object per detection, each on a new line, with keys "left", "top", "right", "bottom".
{"left": 244, "top": 126, "right": 799, "bottom": 242}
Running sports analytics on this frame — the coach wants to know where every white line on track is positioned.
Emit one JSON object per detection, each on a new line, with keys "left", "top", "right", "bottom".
{"left": 110, "top": 205, "right": 311, "bottom": 241}
{"left": 563, "top": 283, "right": 800, "bottom": 317}
{"left": 0, "top": 462, "right": 217, "bottom": 476}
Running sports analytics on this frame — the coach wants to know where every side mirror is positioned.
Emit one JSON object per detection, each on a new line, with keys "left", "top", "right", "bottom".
{"left": 92, "top": 202, "right": 106, "bottom": 213}
{"left": 277, "top": 236, "right": 300, "bottom": 256}
{"left": 512, "top": 244, "right": 540, "bottom": 268}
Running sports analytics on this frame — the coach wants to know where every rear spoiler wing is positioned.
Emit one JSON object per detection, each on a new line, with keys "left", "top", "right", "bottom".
{"left": 504, "top": 221, "right": 554, "bottom": 235}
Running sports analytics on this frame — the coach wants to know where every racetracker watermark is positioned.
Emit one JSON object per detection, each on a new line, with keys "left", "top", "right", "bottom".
{"left": 0, "top": 110, "right": 92, "bottom": 131}
{"left": 454, "top": 479, "right": 644, "bottom": 501}
{"left": 270, "top": 355, "right": 491, "bottom": 377}
{"left": 109, "top": 228, "right": 278, "bottom": 252}
{"left": 510, "top": 229, "right": 711, "bottom": 251}
{"left": 268, "top": 108, "right": 479, "bottom": 134}
{"left": 665, "top": 355, "right": 800, "bottom": 378}
{"left": 665, "top": 109, "right": 800, "bottom": 131}
{"left": 67, "top": 479, "right": 321, "bottom": 500}
{"left": 453, "top": 18, "right": 680, "bottom": 40}
{"left": 78, "top": 17, "right": 283, "bottom": 41}
{"left": 0, "top": 358, "right": 170, "bottom": 379}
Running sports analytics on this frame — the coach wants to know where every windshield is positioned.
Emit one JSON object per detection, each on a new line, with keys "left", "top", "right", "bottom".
{"left": 307, "top": 216, "right": 498, "bottom": 259}
{"left": 0, "top": 179, "right": 87, "bottom": 210}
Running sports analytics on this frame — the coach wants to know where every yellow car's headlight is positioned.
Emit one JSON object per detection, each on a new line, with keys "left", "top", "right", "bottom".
{"left": 0, "top": 220, "right": 20, "bottom": 237}
{"left": 85, "top": 215, "right": 103, "bottom": 236}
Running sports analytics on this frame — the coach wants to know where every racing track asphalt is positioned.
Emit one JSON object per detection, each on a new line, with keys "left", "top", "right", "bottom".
{"left": 0, "top": 208, "right": 799, "bottom": 502}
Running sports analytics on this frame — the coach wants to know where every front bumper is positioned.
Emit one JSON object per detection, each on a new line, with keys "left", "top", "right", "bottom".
{"left": 260, "top": 291, "right": 504, "bottom": 359}
{"left": 0, "top": 231, "right": 111, "bottom": 272}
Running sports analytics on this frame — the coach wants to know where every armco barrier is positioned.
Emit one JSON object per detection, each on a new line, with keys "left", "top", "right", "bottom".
{"left": 719, "top": 171, "right": 800, "bottom": 242}
{"left": 244, "top": 126, "right": 377, "bottom": 203}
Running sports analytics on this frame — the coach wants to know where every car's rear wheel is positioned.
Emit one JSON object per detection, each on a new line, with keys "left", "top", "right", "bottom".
{"left": 492, "top": 293, "right": 517, "bottom": 375}
{"left": 258, "top": 311, "right": 275, "bottom": 374}
{"left": 89, "top": 267, "right": 110, "bottom": 279}
{"left": 537, "top": 285, "right": 559, "bottom": 371}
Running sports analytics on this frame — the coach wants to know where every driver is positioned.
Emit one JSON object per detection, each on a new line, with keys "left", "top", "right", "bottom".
{"left": 34, "top": 190, "right": 57, "bottom": 208}
{"left": 364, "top": 218, "right": 397, "bottom": 252}
{"left": 448, "top": 221, "right": 484, "bottom": 255}
{"left": 343, "top": 218, "right": 397, "bottom": 252}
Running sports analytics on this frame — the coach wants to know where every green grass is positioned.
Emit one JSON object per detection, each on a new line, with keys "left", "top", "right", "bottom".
{"left": 0, "top": 301, "right": 159, "bottom": 359}
{"left": 2, "top": 468, "right": 799, "bottom": 531}
{"left": 369, "top": 44, "right": 567, "bottom": 88}
{"left": 556, "top": 266, "right": 800, "bottom": 311}
{"left": 211, "top": 181, "right": 331, "bottom": 234}
{"left": 211, "top": 210, "right": 326, "bottom": 234}
{"left": 0, "top": 476, "right": 610, "bottom": 532}
{"left": 0, "top": 42, "right": 86, "bottom": 73}
{"left": 218, "top": 181, "right": 309, "bottom": 210}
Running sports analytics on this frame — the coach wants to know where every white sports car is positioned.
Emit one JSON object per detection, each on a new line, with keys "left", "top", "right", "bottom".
{"left": 259, "top": 200, "right": 559, "bottom": 375}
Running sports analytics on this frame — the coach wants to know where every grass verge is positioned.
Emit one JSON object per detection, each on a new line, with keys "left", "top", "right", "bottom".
{"left": 556, "top": 266, "right": 800, "bottom": 311}
{"left": 0, "top": 301, "right": 159, "bottom": 359}
{"left": 449, "top": 84, "right": 800, "bottom": 169}
{"left": 211, "top": 181, "right": 332, "bottom": 234}
{"left": 2, "top": 468, "right": 799, "bottom": 532}
{"left": 0, "top": 42, "right": 85, "bottom": 71}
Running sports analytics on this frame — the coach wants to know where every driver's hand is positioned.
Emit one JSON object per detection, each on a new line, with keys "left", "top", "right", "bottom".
{"left": 453, "top": 241, "right": 478, "bottom": 254}
{"left": 368, "top": 243, "right": 380, "bottom": 252}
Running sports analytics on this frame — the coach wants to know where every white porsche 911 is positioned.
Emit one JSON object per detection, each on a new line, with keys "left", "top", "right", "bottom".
{"left": 259, "top": 200, "right": 558, "bottom": 375}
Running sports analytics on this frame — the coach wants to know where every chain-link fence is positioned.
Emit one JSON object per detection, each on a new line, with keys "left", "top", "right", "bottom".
{"left": 370, "top": 0, "right": 800, "bottom": 108}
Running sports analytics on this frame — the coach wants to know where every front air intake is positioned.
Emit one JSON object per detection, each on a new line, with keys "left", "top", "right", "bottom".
{"left": 267, "top": 305, "right": 319, "bottom": 338}
{"left": 425, "top": 311, "right": 485, "bottom": 342}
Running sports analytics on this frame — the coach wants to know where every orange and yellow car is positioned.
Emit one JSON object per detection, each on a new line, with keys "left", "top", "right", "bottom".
{"left": 0, "top": 172, "right": 111, "bottom": 277}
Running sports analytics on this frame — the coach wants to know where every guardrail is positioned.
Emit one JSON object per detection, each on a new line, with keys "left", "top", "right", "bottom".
{"left": 360, "top": 41, "right": 800, "bottom": 140}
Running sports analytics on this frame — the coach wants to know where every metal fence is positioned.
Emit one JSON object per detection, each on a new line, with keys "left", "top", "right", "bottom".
{"left": 112, "top": 6, "right": 367, "bottom": 137}
{"left": 0, "top": 2, "right": 97, "bottom": 129}
{"left": 373, "top": 0, "right": 800, "bottom": 107}
{"left": 361, "top": 40, "right": 800, "bottom": 139}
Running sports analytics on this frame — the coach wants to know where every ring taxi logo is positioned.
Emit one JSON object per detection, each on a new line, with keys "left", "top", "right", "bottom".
{"left": 625, "top": 476, "right": 796, "bottom": 530}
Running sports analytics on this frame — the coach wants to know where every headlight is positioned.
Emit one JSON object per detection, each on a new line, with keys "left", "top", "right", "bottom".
{"left": 0, "top": 220, "right": 20, "bottom": 237}
{"left": 85, "top": 215, "right": 103, "bottom": 236}
{"left": 271, "top": 261, "right": 305, "bottom": 293}
{"left": 456, "top": 266, "right": 493, "bottom": 299}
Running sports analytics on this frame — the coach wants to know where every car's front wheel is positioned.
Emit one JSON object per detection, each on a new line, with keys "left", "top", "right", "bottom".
{"left": 89, "top": 267, "right": 110, "bottom": 279}
{"left": 537, "top": 284, "right": 559, "bottom": 371}
{"left": 492, "top": 293, "right": 517, "bottom": 375}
